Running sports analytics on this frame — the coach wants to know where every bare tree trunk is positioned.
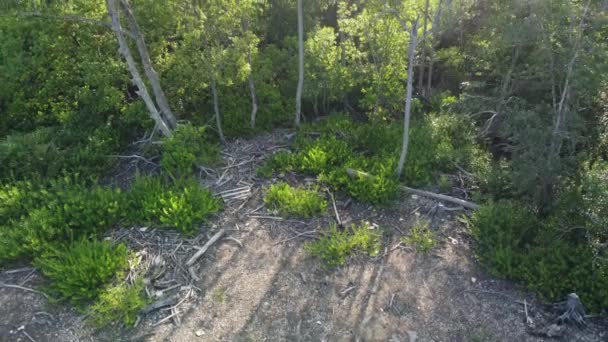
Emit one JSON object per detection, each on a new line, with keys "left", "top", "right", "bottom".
{"left": 106, "top": 0, "right": 172, "bottom": 137}
{"left": 295, "top": 0, "right": 304, "bottom": 127}
{"left": 247, "top": 53, "right": 258, "bottom": 129}
{"left": 426, "top": 47, "right": 434, "bottom": 97}
{"left": 210, "top": 74, "right": 226, "bottom": 144}
{"left": 119, "top": 0, "right": 177, "bottom": 129}
{"left": 236, "top": 0, "right": 258, "bottom": 129}
{"left": 396, "top": 19, "right": 419, "bottom": 178}
{"left": 417, "top": 0, "right": 430, "bottom": 97}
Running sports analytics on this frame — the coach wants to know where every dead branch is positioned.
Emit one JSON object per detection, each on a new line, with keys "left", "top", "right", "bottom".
{"left": 326, "top": 189, "right": 342, "bottom": 226}
{"left": 274, "top": 230, "right": 317, "bottom": 245}
{"left": 185, "top": 229, "right": 226, "bottom": 267}
{"left": 0, "top": 282, "right": 50, "bottom": 299}
{"left": 140, "top": 296, "right": 178, "bottom": 315}
{"left": 346, "top": 168, "right": 480, "bottom": 210}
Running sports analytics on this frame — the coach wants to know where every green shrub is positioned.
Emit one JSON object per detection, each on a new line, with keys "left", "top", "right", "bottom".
{"left": 257, "top": 151, "right": 297, "bottom": 177}
{"left": 264, "top": 182, "right": 327, "bottom": 218}
{"left": 0, "top": 177, "right": 125, "bottom": 264}
{"left": 402, "top": 220, "right": 437, "bottom": 253}
{"left": 342, "top": 156, "right": 400, "bottom": 204}
{"left": 157, "top": 179, "right": 222, "bottom": 234}
{"left": 297, "top": 136, "right": 352, "bottom": 175}
{"left": 125, "top": 175, "right": 166, "bottom": 223}
{"left": 127, "top": 176, "right": 221, "bottom": 235}
{"left": 34, "top": 239, "right": 129, "bottom": 304}
{"left": 306, "top": 222, "right": 381, "bottom": 267}
{"left": 469, "top": 198, "right": 608, "bottom": 312}
{"left": 89, "top": 279, "right": 148, "bottom": 327}
{"left": 160, "top": 123, "right": 219, "bottom": 179}
{"left": 469, "top": 200, "right": 539, "bottom": 277}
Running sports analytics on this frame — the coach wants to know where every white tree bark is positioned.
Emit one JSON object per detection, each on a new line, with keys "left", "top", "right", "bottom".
{"left": 105, "top": 0, "right": 172, "bottom": 137}
{"left": 396, "top": 19, "right": 419, "bottom": 178}
{"left": 119, "top": 0, "right": 177, "bottom": 129}
{"left": 295, "top": 0, "right": 304, "bottom": 127}
{"left": 210, "top": 73, "right": 226, "bottom": 144}
{"left": 247, "top": 53, "right": 259, "bottom": 129}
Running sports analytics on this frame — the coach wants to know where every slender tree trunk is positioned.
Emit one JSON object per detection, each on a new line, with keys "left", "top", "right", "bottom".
{"left": 210, "top": 74, "right": 226, "bottom": 144}
{"left": 247, "top": 53, "right": 258, "bottom": 129}
{"left": 339, "top": 16, "right": 350, "bottom": 110}
{"left": 119, "top": 0, "right": 177, "bottom": 129}
{"left": 295, "top": 0, "right": 304, "bottom": 127}
{"left": 417, "top": 0, "right": 429, "bottom": 97}
{"left": 237, "top": 0, "right": 258, "bottom": 129}
{"left": 396, "top": 19, "right": 419, "bottom": 178}
{"left": 106, "top": 0, "right": 172, "bottom": 137}
{"left": 426, "top": 48, "right": 434, "bottom": 97}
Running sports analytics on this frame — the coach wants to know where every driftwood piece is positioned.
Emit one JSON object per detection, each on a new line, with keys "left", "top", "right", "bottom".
{"left": 346, "top": 168, "right": 480, "bottom": 210}
{"left": 185, "top": 229, "right": 226, "bottom": 267}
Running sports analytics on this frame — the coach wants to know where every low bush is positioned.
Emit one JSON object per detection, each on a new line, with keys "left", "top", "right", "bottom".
{"left": 157, "top": 178, "right": 222, "bottom": 235}
{"left": 127, "top": 176, "right": 221, "bottom": 235}
{"left": 0, "top": 177, "right": 125, "bottom": 264}
{"left": 306, "top": 222, "right": 381, "bottom": 267}
{"left": 264, "top": 182, "right": 327, "bottom": 218}
{"left": 469, "top": 196, "right": 608, "bottom": 312}
{"left": 89, "top": 279, "right": 148, "bottom": 327}
{"left": 402, "top": 220, "right": 437, "bottom": 253}
{"left": 34, "top": 239, "right": 129, "bottom": 304}
{"left": 160, "top": 123, "right": 220, "bottom": 179}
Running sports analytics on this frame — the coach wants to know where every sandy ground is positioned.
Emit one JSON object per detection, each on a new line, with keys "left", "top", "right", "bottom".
{"left": 1, "top": 132, "right": 606, "bottom": 342}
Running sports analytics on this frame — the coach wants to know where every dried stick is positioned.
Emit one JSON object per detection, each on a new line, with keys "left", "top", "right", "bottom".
{"left": 274, "top": 230, "right": 317, "bottom": 245}
{"left": 185, "top": 229, "right": 226, "bottom": 267}
{"left": 326, "top": 189, "right": 342, "bottom": 226}
{"left": 0, "top": 282, "right": 49, "bottom": 299}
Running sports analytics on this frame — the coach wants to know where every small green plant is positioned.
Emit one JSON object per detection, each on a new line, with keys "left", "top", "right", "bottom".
{"left": 157, "top": 179, "right": 222, "bottom": 235}
{"left": 89, "top": 279, "right": 148, "bottom": 327}
{"left": 213, "top": 288, "right": 226, "bottom": 303}
{"left": 264, "top": 182, "right": 327, "bottom": 218}
{"left": 34, "top": 239, "right": 129, "bottom": 304}
{"left": 469, "top": 200, "right": 538, "bottom": 278}
{"left": 127, "top": 176, "right": 221, "bottom": 235}
{"left": 256, "top": 151, "right": 296, "bottom": 177}
{"left": 0, "top": 177, "right": 126, "bottom": 264}
{"left": 306, "top": 222, "right": 381, "bottom": 267}
{"left": 160, "top": 123, "right": 219, "bottom": 179}
{"left": 401, "top": 220, "right": 437, "bottom": 253}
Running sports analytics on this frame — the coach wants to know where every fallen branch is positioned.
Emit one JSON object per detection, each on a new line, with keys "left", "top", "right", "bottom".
{"left": 185, "top": 229, "right": 226, "bottom": 267}
{"left": 274, "top": 230, "right": 317, "bottom": 245}
{"left": 326, "top": 188, "right": 342, "bottom": 226}
{"left": 0, "top": 282, "right": 50, "bottom": 299}
{"left": 346, "top": 168, "right": 480, "bottom": 210}
{"left": 139, "top": 296, "right": 178, "bottom": 315}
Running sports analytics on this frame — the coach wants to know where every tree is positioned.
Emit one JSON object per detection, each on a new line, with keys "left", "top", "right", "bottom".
{"left": 295, "top": 0, "right": 304, "bottom": 127}
{"left": 118, "top": 0, "right": 177, "bottom": 130}
{"left": 105, "top": 0, "right": 173, "bottom": 137}
{"left": 395, "top": 18, "right": 420, "bottom": 178}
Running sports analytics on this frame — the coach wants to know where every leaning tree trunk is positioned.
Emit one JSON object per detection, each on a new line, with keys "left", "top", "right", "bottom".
{"left": 396, "top": 20, "right": 419, "bottom": 178}
{"left": 210, "top": 73, "right": 226, "bottom": 144}
{"left": 106, "top": 0, "right": 172, "bottom": 137}
{"left": 119, "top": 0, "right": 177, "bottom": 129}
{"left": 295, "top": 0, "right": 304, "bottom": 127}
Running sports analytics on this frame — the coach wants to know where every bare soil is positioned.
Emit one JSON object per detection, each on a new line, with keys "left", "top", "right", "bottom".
{"left": 1, "top": 132, "right": 606, "bottom": 342}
